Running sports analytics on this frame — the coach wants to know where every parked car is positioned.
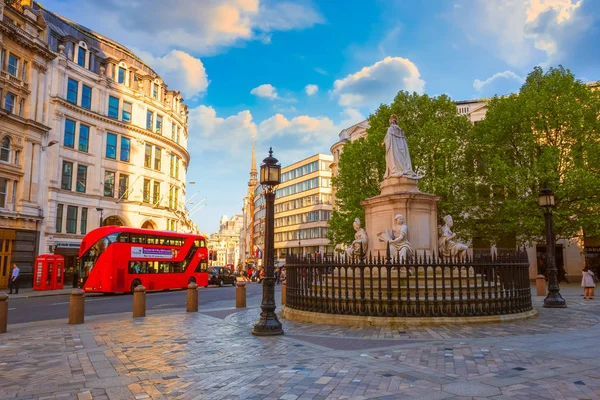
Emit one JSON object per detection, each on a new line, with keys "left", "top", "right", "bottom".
{"left": 207, "top": 266, "right": 237, "bottom": 287}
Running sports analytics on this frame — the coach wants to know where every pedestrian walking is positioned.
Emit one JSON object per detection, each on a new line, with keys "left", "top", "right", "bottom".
{"left": 582, "top": 266, "right": 596, "bottom": 300}
{"left": 275, "top": 268, "right": 281, "bottom": 284}
{"left": 8, "top": 263, "right": 20, "bottom": 294}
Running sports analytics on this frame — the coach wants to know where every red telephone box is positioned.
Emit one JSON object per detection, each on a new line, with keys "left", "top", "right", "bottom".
{"left": 33, "top": 254, "right": 65, "bottom": 291}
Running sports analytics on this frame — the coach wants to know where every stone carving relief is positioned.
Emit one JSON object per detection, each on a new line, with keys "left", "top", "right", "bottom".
{"left": 345, "top": 218, "right": 368, "bottom": 260}
{"left": 378, "top": 214, "right": 413, "bottom": 260}
{"left": 438, "top": 215, "right": 470, "bottom": 259}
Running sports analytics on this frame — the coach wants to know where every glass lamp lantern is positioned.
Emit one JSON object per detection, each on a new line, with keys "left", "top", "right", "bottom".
{"left": 260, "top": 147, "right": 281, "bottom": 187}
{"left": 539, "top": 187, "right": 555, "bottom": 208}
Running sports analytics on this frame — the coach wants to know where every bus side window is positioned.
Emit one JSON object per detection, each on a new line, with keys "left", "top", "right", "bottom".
{"left": 147, "top": 236, "right": 156, "bottom": 245}
{"left": 131, "top": 234, "right": 146, "bottom": 244}
{"left": 195, "top": 260, "right": 208, "bottom": 273}
{"left": 117, "top": 233, "right": 129, "bottom": 242}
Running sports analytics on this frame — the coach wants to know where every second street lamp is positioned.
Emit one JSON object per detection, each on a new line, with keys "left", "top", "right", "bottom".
{"left": 253, "top": 147, "right": 284, "bottom": 336}
{"left": 539, "top": 186, "right": 566, "bottom": 308}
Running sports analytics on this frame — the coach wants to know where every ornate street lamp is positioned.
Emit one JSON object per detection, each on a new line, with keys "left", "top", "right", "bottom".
{"left": 539, "top": 186, "right": 566, "bottom": 308}
{"left": 253, "top": 148, "right": 284, "bottom": 336}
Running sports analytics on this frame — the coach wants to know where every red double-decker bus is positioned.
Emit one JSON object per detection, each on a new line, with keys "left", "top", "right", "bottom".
{"left": 77, "top": 227, "right": 209, "bottom": 293}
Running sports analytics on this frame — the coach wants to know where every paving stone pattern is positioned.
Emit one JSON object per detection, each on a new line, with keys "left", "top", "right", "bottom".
{"left": 2, "top": 287, "right": 600, "bottom": 399}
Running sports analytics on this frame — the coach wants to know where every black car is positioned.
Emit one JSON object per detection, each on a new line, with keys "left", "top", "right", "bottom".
{"left": 207, "top": 266, "right": 237, "bottom": 287}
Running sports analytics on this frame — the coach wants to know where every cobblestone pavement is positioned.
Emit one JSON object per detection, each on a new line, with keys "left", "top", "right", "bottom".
{"left": 2, "top": 286, "right": 600, "bottom": 399}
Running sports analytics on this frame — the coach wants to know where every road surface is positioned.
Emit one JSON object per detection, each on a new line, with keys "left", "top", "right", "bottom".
{"left": 8, "top": 283, "right": 264, "bottom": 325}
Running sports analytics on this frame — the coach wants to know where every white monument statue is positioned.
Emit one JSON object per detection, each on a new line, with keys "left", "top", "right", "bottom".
{"left": 438, "top": 215, "right": 469, "bottom": 259}
{"left": 382, "top": 114, "right": 421, "bottom": 179}
{"left": 346, "top": 218, "right": 368, "bottom": 260}
{"left": 377, "top": 214, "right": 413, "bottom": 261}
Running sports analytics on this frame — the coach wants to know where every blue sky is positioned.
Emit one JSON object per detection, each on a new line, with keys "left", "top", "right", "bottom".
{"left": 40, "top": 0, "right": 600, "bottom": 234}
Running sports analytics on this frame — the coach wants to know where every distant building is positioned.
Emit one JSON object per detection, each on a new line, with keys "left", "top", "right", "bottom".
{"left": 238, "top": 142, "right": 258, "bottom": 268}
{"left": 209, "top": 214, "right": 243, "bottom": 267}
{"left": 253, "top": 153, "right": 334, "bottom": 266}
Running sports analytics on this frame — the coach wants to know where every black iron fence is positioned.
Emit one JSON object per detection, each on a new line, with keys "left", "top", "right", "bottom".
{"left": 284, "top": 250, "right": 532, "bottom": 318}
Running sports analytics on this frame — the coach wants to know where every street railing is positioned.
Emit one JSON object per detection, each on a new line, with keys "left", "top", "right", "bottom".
{"left": 284, "top": 248, "right": 532, "bottom": 318}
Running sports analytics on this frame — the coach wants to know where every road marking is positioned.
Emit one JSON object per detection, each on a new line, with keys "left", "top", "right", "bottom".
{"left": 51, "top": 302, "right": 70, "bottom": 305}
{"left": 8, "top": 308, "right": 15, "bottom": 311}
{"left": 152, "top": 304, "right": 176, "bottom": 308}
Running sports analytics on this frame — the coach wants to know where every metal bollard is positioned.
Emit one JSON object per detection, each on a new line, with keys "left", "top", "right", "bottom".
{"left": 68, "top": 289, "right": 85, "bottom": 325}
{"left": 186, "top": 282, "right": 199, "bottom": 312}
{"left": 281, "top": 281, "right": 286, "bottom": 306}
{"left": 236, "top": 281, "right": 246, "bottom": 308}
{"left": 0, "top": 293, "right": 8, "bottom": 333}
{"left": 536, "top": 275, "right": 546, "bottom": 296}
{"left": 133, "top": 285, "right": 146, "bottom": 318}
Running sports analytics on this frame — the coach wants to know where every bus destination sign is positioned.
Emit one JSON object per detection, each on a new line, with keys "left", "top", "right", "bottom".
{"left": 131, "top": 247, "right": 173, "bottom": 259}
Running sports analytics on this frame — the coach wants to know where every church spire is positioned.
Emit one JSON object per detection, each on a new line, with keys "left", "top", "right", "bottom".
{"left": 249, "top": 141, "right": 257, "bottom": 186}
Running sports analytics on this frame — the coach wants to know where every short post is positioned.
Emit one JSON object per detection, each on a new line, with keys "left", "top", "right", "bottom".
{"left": 133, "top": 285, "right": 146, "bottom": 318}
{"left": 0, "top": 293, "right": 8, "bottom": 333}
{"left": 236, "top": 281, "right": 246, "bottom": 308}
{"left": 536, "top": 274, "right": 546, "bottom": 296}
{"left": 186, "top": 282, "right": 198, "bottom": 312}
{"left": 281, "top": 281, "right": 286, "bottom": 306}
{"left": 68, "top": 289, "right": 85, "bottom": 325}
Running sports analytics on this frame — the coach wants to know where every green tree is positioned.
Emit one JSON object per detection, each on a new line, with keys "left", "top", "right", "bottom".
{"left": 469, "top": 66, "right": 600, "bottom": 243}
{"left": 329, "top": 92, "right": 473, "bottom": 246}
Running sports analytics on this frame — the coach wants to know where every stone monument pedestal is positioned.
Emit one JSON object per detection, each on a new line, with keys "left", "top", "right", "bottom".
{"left": 361, "top": 176, "right": 439, "bottom": 256}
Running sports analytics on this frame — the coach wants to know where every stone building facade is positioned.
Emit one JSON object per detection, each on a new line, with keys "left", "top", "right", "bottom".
{"left": 0, "top": 0, "right": 55, "bottom": 288}
{"left": 208, "top": 215, "right": 243, "bottom": 267}
{"left": 238, "top": 142, "right": 258, "bottom": 269}
{"left": 31, "top": 3, "right": 193, "bottom": 286}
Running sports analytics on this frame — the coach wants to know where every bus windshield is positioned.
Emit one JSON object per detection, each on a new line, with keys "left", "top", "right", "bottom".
{"left": 78, "top": 232, "right": 120, "bottom": 282}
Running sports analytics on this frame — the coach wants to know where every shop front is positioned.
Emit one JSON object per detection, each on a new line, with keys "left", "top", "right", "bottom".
{"left": 50, "top": 241, "right": 81, "bottom": 288}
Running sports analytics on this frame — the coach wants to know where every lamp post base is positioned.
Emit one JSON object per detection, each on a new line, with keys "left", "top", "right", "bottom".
{"left": 252, "top": 314, "right": 284, "bottom": 336}
{"left": 543, "top": 292, "right": 567, "bottom": 308}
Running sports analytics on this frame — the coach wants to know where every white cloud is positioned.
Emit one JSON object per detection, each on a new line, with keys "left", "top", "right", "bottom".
{"left": 463, "top": 0, "right": 588, "bottom": 67}
{"left": 250, "top": 84, "right": 278, "bottom": 99}
{"left": 258, "top": 114, "right": 337, "bottom": 144}
{"left": 132, "top": 49, "right": 209, "bottom": 99}
{"left": 59, "top": 0, "right": 324, "bottom": 55}
{"left": 473, "top": 70, "right": 524, "bottom": 92}
{"left": 305, "top": 84, "right": 318, "bottom": 96}
{"left": 332, "top": 56, "right": 425, "bottom": 108}
{"left": 338, "top": 108, "right": 365, "bottom": 128}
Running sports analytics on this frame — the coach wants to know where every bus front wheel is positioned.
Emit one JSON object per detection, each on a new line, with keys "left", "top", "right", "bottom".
{"left": 130, "top": 279, "right": 142, "bottom": 293}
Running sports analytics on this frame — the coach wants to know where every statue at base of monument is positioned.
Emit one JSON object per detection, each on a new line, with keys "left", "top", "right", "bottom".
{"left": 382, "top": 114, "right": 422, "bottom": 180}
{"left": 346, "top": 218, "right": 368, "bottom": 260}
{"left": 438, "top": 215, "right": 470, "bottom": 259}
{"left": 378, "top": 214, "right": 413, "bottom": 261}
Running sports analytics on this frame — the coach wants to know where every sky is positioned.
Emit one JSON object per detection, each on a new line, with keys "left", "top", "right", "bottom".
{"left": 40, "top": 0, "right": 600, "bottom": 234}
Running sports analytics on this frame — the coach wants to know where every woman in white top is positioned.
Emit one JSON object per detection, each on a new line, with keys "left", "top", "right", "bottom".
{"left": 582, "top": 266, "right": 596, "bottom": 300}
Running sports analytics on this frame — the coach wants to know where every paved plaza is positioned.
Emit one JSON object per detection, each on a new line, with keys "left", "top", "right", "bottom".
{"left": 2, "top": 285, "right": 600, "bottom": 399}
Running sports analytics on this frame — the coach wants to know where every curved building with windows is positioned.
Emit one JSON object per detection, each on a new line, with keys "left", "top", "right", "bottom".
{"left": 33, "top": 3, "right": 194, "bottom": 286}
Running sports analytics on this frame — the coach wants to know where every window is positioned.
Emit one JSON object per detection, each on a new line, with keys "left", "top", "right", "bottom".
{"left": 21, "top": 61, "right": 27, "bottom": 82}
{"left": 169, "top": 155, "right": 174, "bottom": 177}
{"left": 4, "top": 92, "right": 15, "bottom": 113}
{"left": 104, "top": 171, "right": 115, "bottom": 197}
{"left": 66, "top": 206, "right": 77, "bottom": 234}
{"left": 122, "top": 101, "right": 132, "bottom": 122}
{"left": 143, "top": 179, "right": 151, "bottom": 203}
{"left": 7, "top": 54, "right": 18, "bottom": 77}
{"left": 176, "top": 126, "right": 180, "bottom": 143}
{"left": 108, "top": 96, "right": 119, "bottom": 118}
{"left": 76, "top": 165, "right": 87, "bottom": 193}
{"left": 0, "top": 50, "right": 5, "bottom": 73}
{"left": 61, "top": 161, "right": 73, "bottom": 190}
{"left": 117, "top": 67, "right": 125, "bottom": 84}
{"left": 120, "top": 137, "right": 130, "bottom": 162}
{"left": 77, "top": 47, "right": 86, "bottom": 67}
{"left": 0, "top": 178, "right": 6, "bottom": 208}
{"left": 67, "top": 78, "right": 78, "bottom": 104}
{"left": 118, "top": 174, "right": 128, "bottom": 199}
{"left": 152, "top": 83, "right": 158, "bottom": 99}
{"left": 81, "top": 208, "right": 88, "bottom": 235}
{"left": 1, "top": 136, "right": 11, "bottom": 163}
{"left": 175, "top": 158, "right": 179, "bottom": 179}
{"left": 106, "top": 133, "right": 117, "bottom": 159}
{"left": 171, "top": 123, "right": 176, "bottom": 141}
{"left": 63, "top": 119, "right": 75, "bottom": 148}
{"left": 156, "top": 115, "right": 163, "bottom": 134}
{"left": 18, "top": 98, "right": 24, "bottom": 117}
{"left": 144, "top": 144, "right": 152, "bottom": 168}
{"left": 154, "top": 147, "right": 161, "bottom": 170}
{"left": 168, "top": 187, "right": 174, "bottom": 209}
{"left": 55, "top": 204, "right": 63, "bottom": 233}
{"left": 146, "top": 110, "right": 153, "bottom": 130}
{"left": 79, "top": 124, "right": 89, "bottom": 152}
{"left": 81, "top": 85, "right": 91, "bottom": 109}
{"left": 153, "top": 181, "right": 160, "bottom": 204}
